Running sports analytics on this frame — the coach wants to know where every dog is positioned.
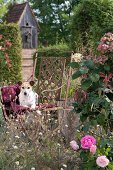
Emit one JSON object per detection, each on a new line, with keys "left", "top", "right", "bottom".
{"left": 17, "top": 81, "right": 38, "bottom": 109}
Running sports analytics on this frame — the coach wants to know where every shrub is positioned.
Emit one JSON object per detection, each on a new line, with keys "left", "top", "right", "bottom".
{"left": 70, "top": 0, "right": 113, "bottom": 54}
{"left": 0, "top": 23, "right": 22, "bottom": 84}
{"left": 70, "top": 32, "right": 113, "bottom": 133}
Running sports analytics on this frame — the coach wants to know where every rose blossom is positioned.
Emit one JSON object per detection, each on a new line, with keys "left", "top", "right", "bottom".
{"left": 81, "top": 135, "right": 96, "bottom": 149}
{"left": 96, "top": 156, "right": 109, "bottom": 167}
{"left": 97, "top": 44, "right": 102, "bottom": 50}
{"left": 102, "top": 44, "right": 109, "bottom": 50}
{"left": 70, "top": 140, "right": 79, "bottom": 150}
{"left": 90, "top": 145, "right": 96, "bottom": 154}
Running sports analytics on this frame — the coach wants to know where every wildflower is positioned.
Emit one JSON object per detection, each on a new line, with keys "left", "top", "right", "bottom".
{"left": 15, "top": 135, "right": 20, "bottom": 139}
{"left": 70, "top": 140, "right": 79, "bottom": 150}
{"left": 96, "top": 156, "right": 109, "bottom": 167}
{"left": 62, "top": 164, "right": 67, "bottom": 168}
{"left": 90, "top": 145, "right": 96, "bottom": 154}
{"left": 39, "top": 132, "right": 43, "bottom": 135}
{"left": 12, "top": 145, "right": 18, "bottom": 149}
{"left": 31, "top": 168, "right": 35, "bottom": 170}
{"left": 65, "top": 124, "right": 68, "bottom": 127}
{"left": 15, "top": 161, "right": 19, "bottom": 165}
{"left": 36, "top": 110, "right": 42, "bottom": 115}
{"left": 81, "top": 135, "right": 96, "bottom": 149}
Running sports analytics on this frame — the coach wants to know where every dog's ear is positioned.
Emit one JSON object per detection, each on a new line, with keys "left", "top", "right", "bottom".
{"left": 17, "top": 81, "right": 22, "bottom": 86}
{"left": 29, "top": 81, "right": 35, "bottom": 86}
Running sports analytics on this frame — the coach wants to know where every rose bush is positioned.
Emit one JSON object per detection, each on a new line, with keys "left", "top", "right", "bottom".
{"left": 70, "top": 135, "right": 113, "bottom": 169}
{"left": 70, "top": 33, "right": 113, "bottom": 169}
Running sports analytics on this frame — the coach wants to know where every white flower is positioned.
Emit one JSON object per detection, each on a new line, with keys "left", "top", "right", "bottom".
{"left": 72, "top": 53, "right": 83, "bottom": 62}
{"left": 31, "top": 168, "right": 35, "bottom": 170}
{"left": 62, "top": 164, "right": 67, "bottom": 168}
{"left": 12, "top": 145, "right": 18, "bottom": 149}
{"left": 39, "top": 132, "right": 43, "bottom": 136}
{"left": 15, "top": 135, "right": 20, "bottom": 139}
{"left": 15, "top": 161, "right": 19, "bottom": 166}
{"left": 36, "top": 110, "right": 42, "bottom": 115}
{"left": 0, "top": 46, "right": 2, "bottom": 50}
{"left": 77, "top": 130, "right": 80, "bottom": 132}
{"left": 65, "top": 124, "right": 68, "bottom": 127}
{"left": 57, "top": 143, "right": 61, "bottom": 147}
{"left": 57, "top": 130, "right": 60, "bottom": 133}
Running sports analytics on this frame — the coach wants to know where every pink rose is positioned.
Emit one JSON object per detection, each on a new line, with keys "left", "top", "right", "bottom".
{"left": 97, "top": 44, "right": 102, "bottom": 50}
{"left": 70, "top": 140, "right": 79, "bottom": 150}
{"left": 81, "top": 135, "right": 96, "bottom": 149}
{"left": 90, "top": 145, "right": 96, "bottom": 154}
{"left": 102, "top": 44, "right": 109, "bottom": 50}
{"left": 96, "top": 156, "right": 109, "bottom": 167}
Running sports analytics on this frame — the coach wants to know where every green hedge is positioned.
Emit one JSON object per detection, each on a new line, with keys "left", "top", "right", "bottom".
{"left": 0, "top": 23, "right": 22, "bottom": 84}
{"left": 70, "top": 0, "right": 113, "bottom": 53}
{"left": 33, "top": 44, "right": 72, "bottom": 79}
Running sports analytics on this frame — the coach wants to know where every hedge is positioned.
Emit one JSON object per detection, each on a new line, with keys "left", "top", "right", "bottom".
{"left": 70, "top": 0, "right": 113, "bottom": 53}
{"left": 0, "top": 23, "right": 22, "bottom": 84}
{"left": 33, "top": 44, "right": 72, "bottom": 79}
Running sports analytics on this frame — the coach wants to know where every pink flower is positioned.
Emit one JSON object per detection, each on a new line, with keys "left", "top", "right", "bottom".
{"left": 70, "top": 140, "right": 79, "bottom": 150}
{"left": 96, "top": 156, "right": 109, "bottom": 167}
{"left": 97, "top": 44, "right": 102, "bottom": 50}
{"left": 90, "top": 145, "right": 96, "bottom": 154}
{"left": 81, "top": 135, "right": 96, "bottom": 149}
{"left": 102, "top": 44, "right": 109, "bottom": 50}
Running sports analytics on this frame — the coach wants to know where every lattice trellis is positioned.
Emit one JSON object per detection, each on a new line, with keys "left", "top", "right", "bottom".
{"left": 37, "top": 57, "right": 66, "bottom": 101}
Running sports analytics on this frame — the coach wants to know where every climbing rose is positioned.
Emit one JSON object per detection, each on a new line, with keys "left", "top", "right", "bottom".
{"left": 81, "top": 135, "right": 96, "bottom": 149}
{"left": 96, "top": 156, "right": 109, "bottom": 167}
{"left": 70, "top": 140, "right": 79, "bottom": 150}
{"left": 90, "top": 145, "right": 96, "bottom": 154}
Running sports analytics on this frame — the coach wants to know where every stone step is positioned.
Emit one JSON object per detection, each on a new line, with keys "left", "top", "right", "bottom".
{"left": 22, "top": 59, "right": 33, "bottom": 66}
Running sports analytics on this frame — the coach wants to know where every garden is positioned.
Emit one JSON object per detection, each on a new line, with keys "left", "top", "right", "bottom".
{"left": 0, "top": 0, "right": 113, "bottom": 170}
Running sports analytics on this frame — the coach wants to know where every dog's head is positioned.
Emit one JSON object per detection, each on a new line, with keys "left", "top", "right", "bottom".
{"left": 17, "top": 81, "right": 35, "bottom": 96}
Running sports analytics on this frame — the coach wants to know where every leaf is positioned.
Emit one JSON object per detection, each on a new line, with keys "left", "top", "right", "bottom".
{"left": 89, "top": 74, "right": 100, "bottom": 82}
{"left": 108, "top": 163, "right": 113, "bottom": 170}
{"left": 97, "top": 114, "right": 105, "bottom": 125}
{"left": 110, "top": 114, "right": 113, "bottom": 120}
{"left": 84, "top": 60, "right": 94, "bottom": 69}
{"left": 69, "top": 62, "right": 80, "bottom": 68}
{"left": 72, "top": 71, "right": 82, "bottom": 79}
{"left": 80, "top": 67, "right": 89, "bottom": 74}
{"left": 81, "top": 79, "right": 92, "bottom": 90}
{"left": 104, "top": 64, "right": 110, "bottom": 71}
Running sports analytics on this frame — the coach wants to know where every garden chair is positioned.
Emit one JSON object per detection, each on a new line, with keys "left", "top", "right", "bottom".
{"left": 32, "top": 48, "right": 73, "bottom": 112}
{"left": 0, "top": 49, "right": 73, "bottom": 124}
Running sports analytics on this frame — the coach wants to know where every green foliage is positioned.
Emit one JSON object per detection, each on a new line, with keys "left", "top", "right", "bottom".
{"left": 28, "top": 0, "right": 81, "bottom": 45}
{"left": 0, "top": 23, "right": 22, "bottom": 83}
{"left": 0, "top": 0, "right": 9, "bottom": 21}
{"left": 71, "top": 33, "right": 113, "bottom": 133}
{"left": 70, "top": 0, "right": 113, "bottom": 53}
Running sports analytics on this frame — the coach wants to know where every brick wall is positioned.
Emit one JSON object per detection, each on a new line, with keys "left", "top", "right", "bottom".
{"left": 22, "top": 49, "right": 36, "bottom": 81}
